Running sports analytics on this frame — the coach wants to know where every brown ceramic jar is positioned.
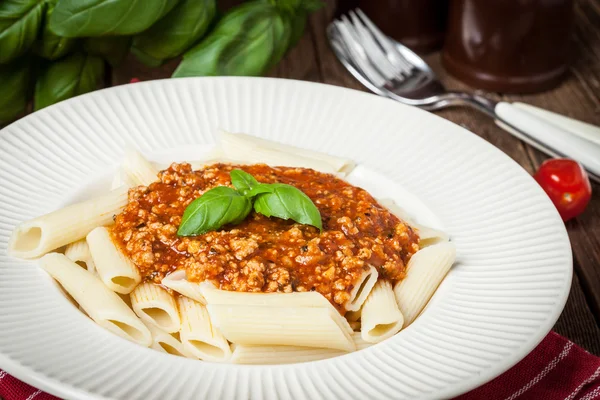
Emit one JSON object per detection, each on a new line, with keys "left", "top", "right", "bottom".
{"left": 442, "top": 0, "right": 575, "bottom": 93}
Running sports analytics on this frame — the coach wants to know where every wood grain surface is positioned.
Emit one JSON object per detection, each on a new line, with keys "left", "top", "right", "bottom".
{"left": 3, "top": 0, "right": 599, "bottom": 355}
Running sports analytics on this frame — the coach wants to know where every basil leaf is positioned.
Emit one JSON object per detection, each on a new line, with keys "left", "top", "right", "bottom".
{"left": 230, "top": 169, "right": 260, "bottom": 195}
{"left": 254, "top": 183, "right": 322, "bottom": 230}
{"left": 49, "top": 0, "right": 179, "bottom": 37}
{"left": 245, "top": 184, "right": 275, "bottom": 197}
{"left": 84, "top": 36, "right": 131, "bottom": 67}
{"left": 0, "top": 57, "right": 31, "bottom": 123}
{"left": 131, "top": 0, "right": 216, "bottom": 67}
{"left": 178, "top": 186, "right": 252, "bottom": 236}
{"left": 34, "top": 52, "right": 104, "bottom": 110}
{"left": 172, "top": 2, "right": 291, "bottom": 77}
{"left": 0, "top": 0, "right": 45, "bottom": 64}
{"left": 35, "top": 0, "right": 77, "bottom": 60}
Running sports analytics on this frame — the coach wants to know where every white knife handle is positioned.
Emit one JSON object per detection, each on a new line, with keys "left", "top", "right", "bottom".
{"left": 512, "top": 102, "right": 600, "bottom": 146}
{"left": 495, "top": 102, "right": 600, "bottom": 179}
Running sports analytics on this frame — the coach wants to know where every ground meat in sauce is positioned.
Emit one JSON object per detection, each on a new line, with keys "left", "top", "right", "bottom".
{"left": 111, "top": 163, "right": 419, "bottom": 312}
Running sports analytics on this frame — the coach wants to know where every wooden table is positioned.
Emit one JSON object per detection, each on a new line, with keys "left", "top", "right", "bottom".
{"left": 7, "top": 0, "right": 600, "bottom": 356}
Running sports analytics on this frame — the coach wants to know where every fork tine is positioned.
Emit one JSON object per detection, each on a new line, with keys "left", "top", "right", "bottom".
{"left": 346, "top": 11, "right": 402, "bottom": 80}
{"left": 333, "top": 20, "right": 388, "bottom": 88}
{"left": 347, "top": 11, "right": 396, "bottom": 78}
{"left": 355, "top": 8, "right": 414, "bottom": 73}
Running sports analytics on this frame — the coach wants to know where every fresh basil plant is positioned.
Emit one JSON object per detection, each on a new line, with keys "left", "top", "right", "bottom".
{"left": 35, "top": 0, "right": 77, "bottom": 60}
{"left": 49, "top": 0, "right": 179, "bottom": 37}
{"left": 131, "top": 0, "right": 217, "bottom": 67}
{"left": 0, "top": 58, "right": 31, "bottom": 123}
{"left": 178, "top": 169, "right": 323, "bottom": 236}
{"left": 84, "top": 36, "right": 131, "bottom": 67}
{"left": 0, "top": 0, "right": 45, "bottom": 64}
{"left": 34, "top": 52, "right": 104, "bottom": 110}
{"left": 0, "top": 0, "right": 323, "bottom": 124}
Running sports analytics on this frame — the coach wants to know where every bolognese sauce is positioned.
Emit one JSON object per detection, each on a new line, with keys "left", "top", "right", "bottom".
{"left": 111, "top": 163, "right": 419, "bottom": 312}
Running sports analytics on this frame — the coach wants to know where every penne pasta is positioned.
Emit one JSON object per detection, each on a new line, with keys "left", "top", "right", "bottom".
{"left": 379, "top": 198, "right": 450, "bottom": 247}
{"left": 207, "top": 304, "right": 356, "bottom": 352}
{"left": 360, "top": 280, "right": 404, "bottom": 343}
{"left": 177, "top": 297, "right": 232, "bottom": 362}
{"left": 86, "top": 227, "right": 141, "bottom": 294}
{"left": 161, "top": 270, "right": 206, "bottom": 305}
{"left": 378, "top": 198, "right": 416, "bottom": 225}
{"left": 39, "top": 253, "right": 151, "bottom": 346}
{"left": 64, "top": 239, "right": 96, "bottom": 274}
{"left": 131, "top": 283, "right": 181, "bottom": 333}
{"left": 144, "top": 322, "right": 195, "bottom": 359}
{"left": 121, "top": 149, "right": 159, "bottom": 186}
{"left": 218, "top": 129, "right": 356, "bottom": 174}
{"left": 110, "top": 168, "right": 134, "bottom": 190}
{"left": 344, "top": 265, "right": 378, "bottom": 312}
{"left": 414, "top": 223, "right": 450, "bottom": 248}
{"left": 8, "top": 188, "right": 128, "bottom": 259}
{"left": 230, "top": 344, "right": 346, "bottom": 365}
{"left": 351, "top": 331, "right": 373, "bottom": 351}
{"left": 200, "top": 284, "right": 353, "bottom": 334}
{"left": 394, "top": 242, "right": 456, "bottom": 326}
{"left": 230, "top": 331, "right": 373, "bottom": 364}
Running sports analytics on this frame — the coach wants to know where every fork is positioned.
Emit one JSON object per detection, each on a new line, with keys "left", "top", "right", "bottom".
{"left": 328, "top": 9, "right": 600, "bottom": 183}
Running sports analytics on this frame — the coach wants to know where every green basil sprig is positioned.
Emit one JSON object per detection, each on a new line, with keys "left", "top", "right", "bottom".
{"left": 172, "top": 1, "right": 291, "bottom": 78}
{"left": 131, "top": 0, "right": 216, "bottom": 67}
{"left": 49, "top": 0, "right": 179, "bottom": 37}
{"left": 253, "top": 183, "right": 323, "bottom": 231}
{"left": 178, "top": 169, "right": 322, "bottom": 236}
{"left": 35, "top": 0, "right": 77, "bottom": 60}
{"left": 230, "top": 169, "right": 260, "bottom": 195}
{"left": 84, "top": 36, "right": 131, "bottom": 67}
{"left": 177, "top": 186, "right": 252, "bottom": 236}
{"left": 0, "top": 57, "right": 31, "bottom": 123}
{"left": 34, "top": 52, "right": 104, "bottom": 110}
{"left": 0, "top": 0, "right": 45, "bottom": 64}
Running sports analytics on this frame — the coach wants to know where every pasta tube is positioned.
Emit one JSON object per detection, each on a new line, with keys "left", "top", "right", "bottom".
{"left": 207, "top": 304, "right": 356, "bottom": 352}
{"left": 131, "top": 283, "right": 181, "bottom": 333}
{"left": 352, "top": 332, "right": 373, "bottom": 351}
{"left": 8, "top": 188, "right": 128, "bottom": 259}
{"left": 344, "top": 265, "right": 378, "bottom": 312}
{"left": 39, "top": 253, "right": 151, "bottom": 347}
{"left": 144, "top": 322, "right": 195, "bottom": 359}
{"left": 394, "top": 242, "right": 456, "bottom": 326}
{"left": 218, "top": 129, "right": 356, "bottom": 174}
{"left": 360, "top": 280, "right": 404, "bottom": 343}
{"left": 414, "top": 223, "right": 450, "bottom": 248}
{"left": 178, "top": 297, "right": 232, "bottom": 362}
{"left": 64, "top": 239, "right": 96, "bottom": 274}
{"left": 87, "top": 227, "right": 141, "bottom": 294}
{"left": 230, "top": 331, "right": 373, "bottom": 364}
{"left": 122, "top": 149, "right": 159, "bottom": 186}
{"left": 199, "top": 284, "right": 353, "bottom": 334}
{"left": 378, "top": 198, "right": 450, "bottom": 247}
{"left": 110, "top": 168, "right": 134, "bottom": 190}
{"left": 161, "top": 270, "right": 206, "bottom": 304}
{"left": 231, "top": 344, "right": 346, "bottom": 365}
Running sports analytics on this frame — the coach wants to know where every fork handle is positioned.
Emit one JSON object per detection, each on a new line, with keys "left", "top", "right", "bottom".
{"left": 511, "top": 102, "right": 600, "bottom": 145}
{"left": 494, "top": 102, "right": 600, "bottom": 182}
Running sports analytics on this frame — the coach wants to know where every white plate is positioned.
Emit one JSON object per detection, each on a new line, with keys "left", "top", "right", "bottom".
{"left": 0, "top": 77, "right": 572, "bottom": 400}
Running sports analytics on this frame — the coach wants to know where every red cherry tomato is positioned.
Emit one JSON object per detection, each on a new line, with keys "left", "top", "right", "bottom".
{"left": 534, "top": 159, "right": 592, "bottom": 221}
{"left": 129, "top": 78, "right": 140, "bottom": 83}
